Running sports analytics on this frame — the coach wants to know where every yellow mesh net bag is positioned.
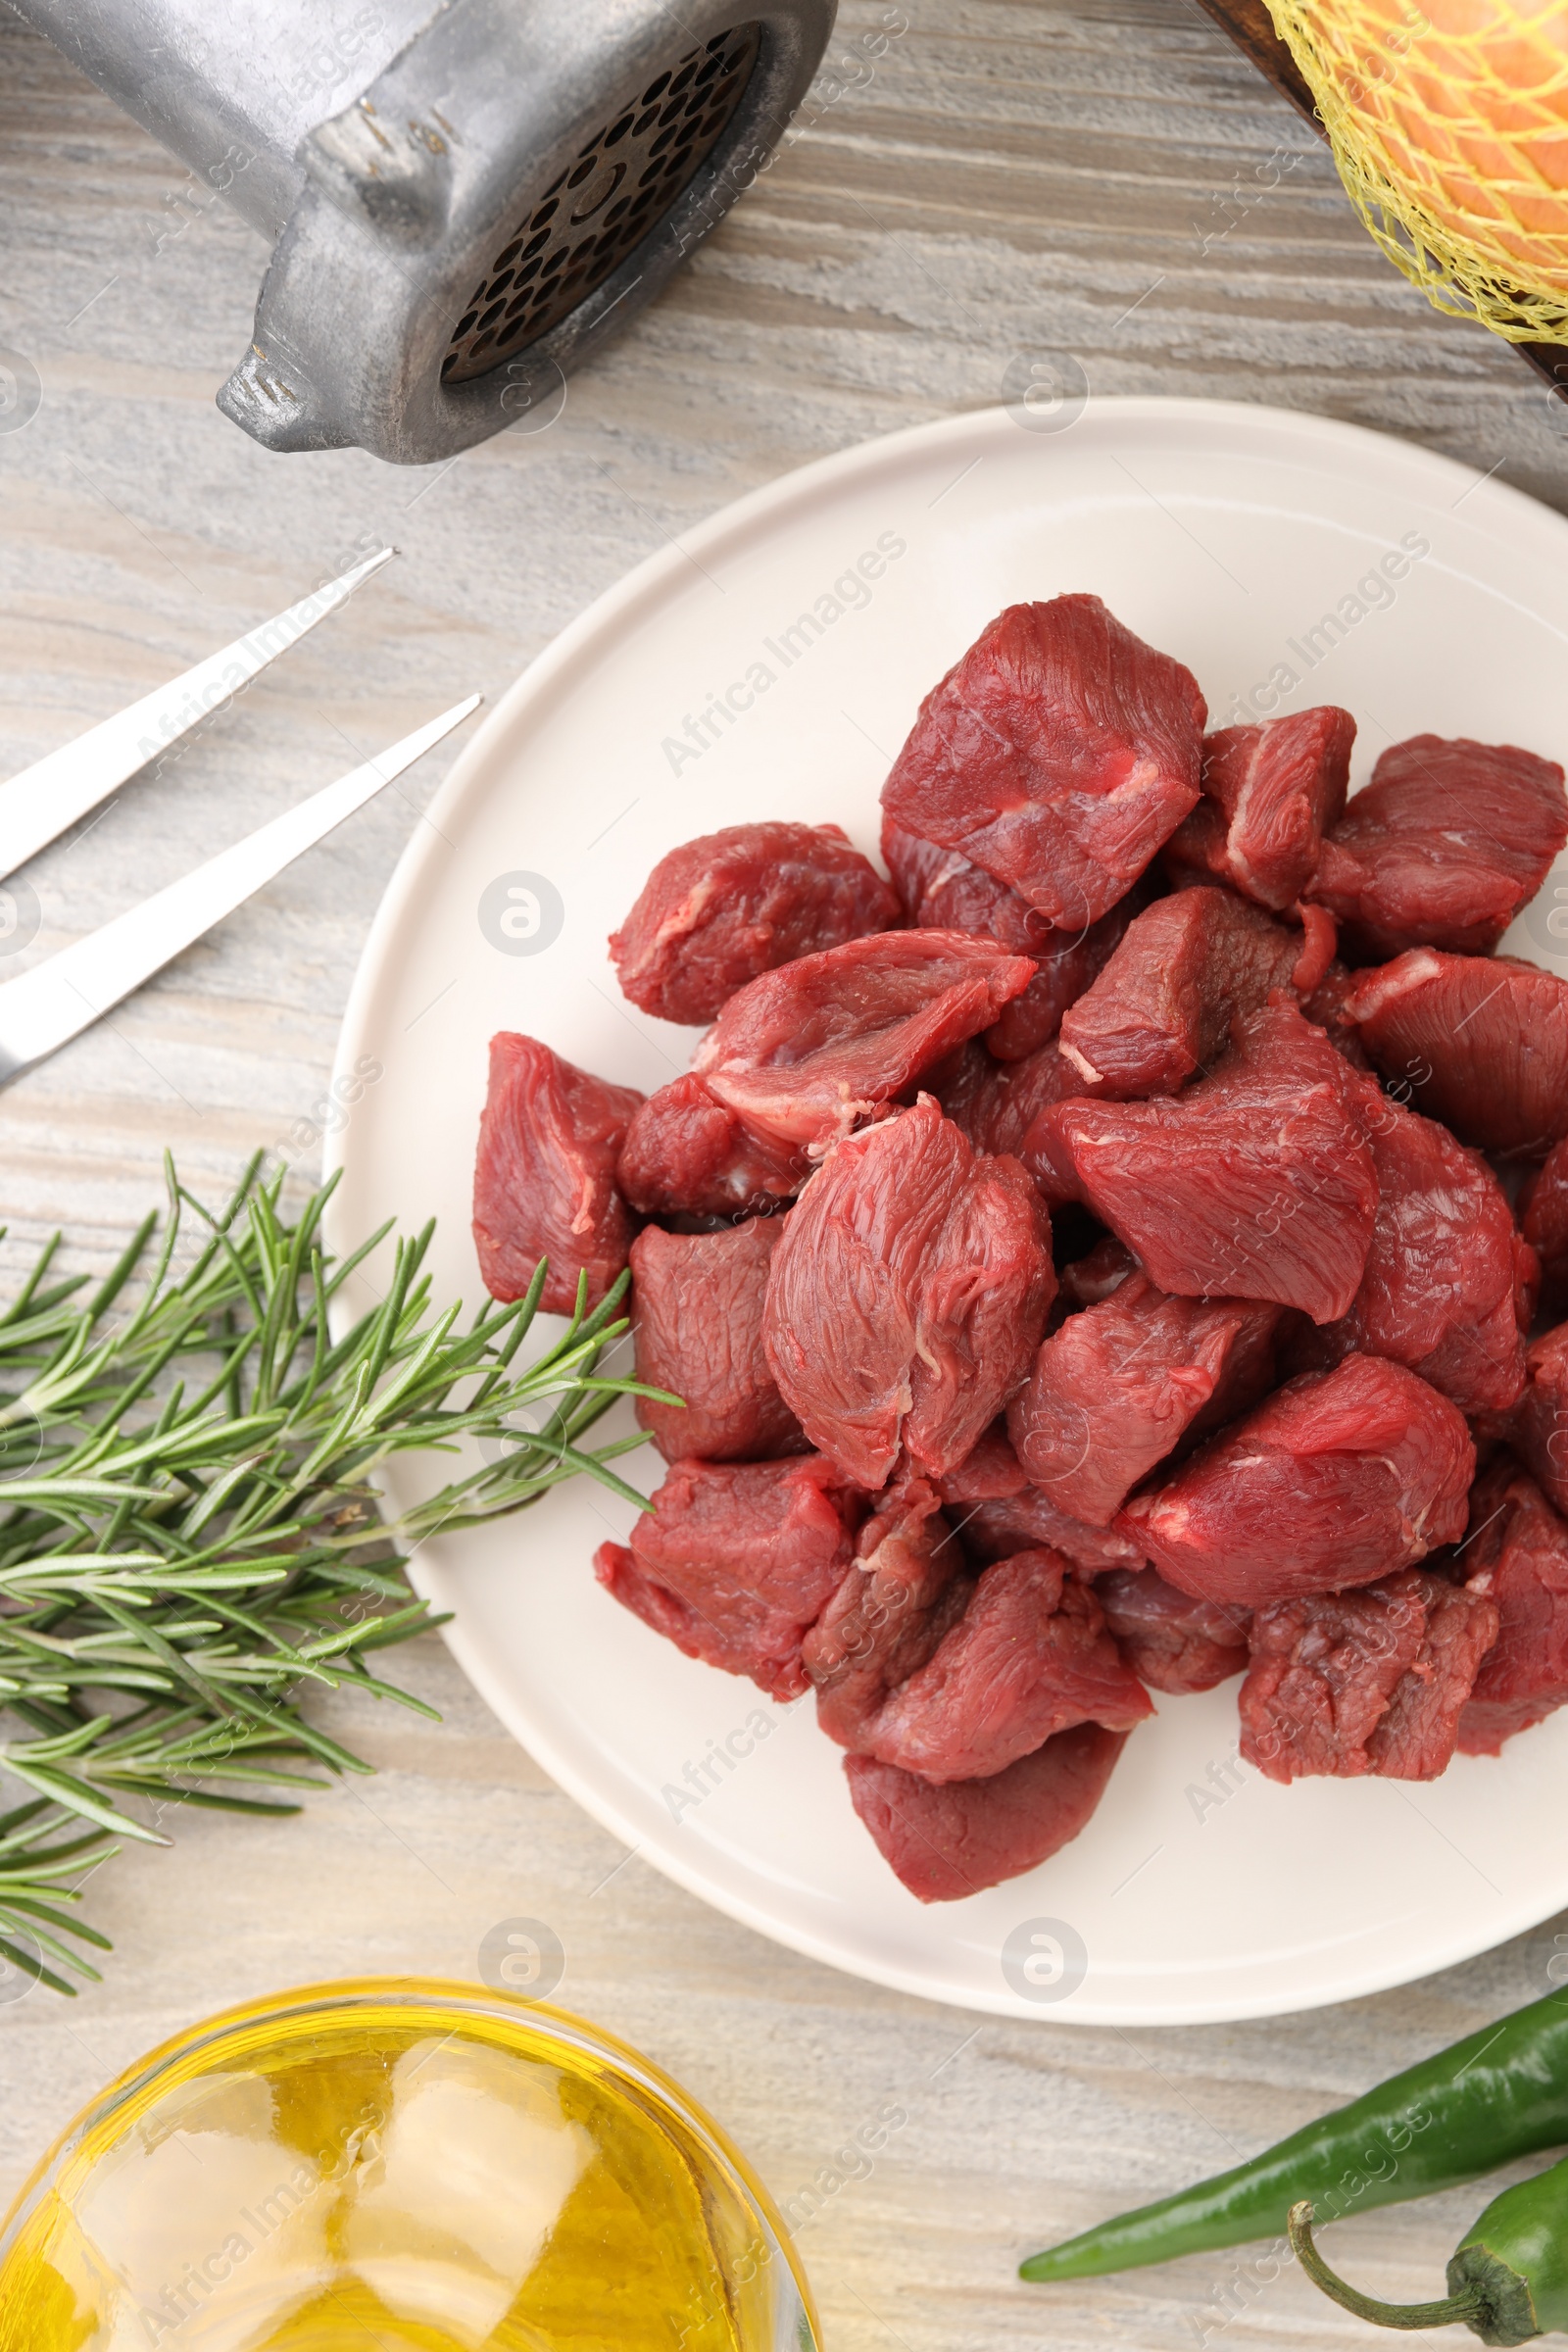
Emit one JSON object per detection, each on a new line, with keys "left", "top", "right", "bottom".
{"left": 1265, "top": 0, "right": 1568, "bottom": 341}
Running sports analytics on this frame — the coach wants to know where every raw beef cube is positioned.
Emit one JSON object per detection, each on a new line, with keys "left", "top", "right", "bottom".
{"left": 1058, "top": 887, "right": 1303, "bottom": 1097}
{"left": 630, "top": 1217, "right": 805, "bottom": 1462}
{"left": 693, "top": 929, "right": 1036, "bottom": 1149}
{"left": 1006, "top": 1274, "right": 1281, "bottom": 1524}
{"left": 1366, "top": 1578, "right": 1500, "bottom": 1779}
{"left": 804, "top": 1477, "right": 969, "bottom": 1751}
{"left": 1241, "top": 1575, "right": 1425, "bottom": 1780}
{"left": 595, "top": 1453, "right": 861, "bottom": 1698}
{"left": 594, "top": 1544, "right": 777, "bottom": 1689}
{"left": 938, "top": 1037, "right": 1106, "bottom": 1164}
{"left": 1514, "top": 1320, "right": 1568, "bottom": 1518}
{"left": 991, "top": 899, "right": 1157, "bottom": 1062}
{"left": 952, "top": 1491, "right": 1149, "bottom": 1575}
{"left": 1181, "top": 1297, "right": 1284, "bottom": 1442}
{"left": 863, "top": 1547, "right": 1152, "bottom": 1784}
{"left": 1523, "top": 1137, "right": 1568, "bottom": 1321}
{"left": 1095, "top": 1567, "right": 1249, "bottom": 1694}
{"left": 1026, "top": 1000, "right": 1379, "bottom": 1323}
{"left": 1289, "top": 1080, "right": 1528, "bottom": 1413}
{"left": 1517, "top": 1231, "right": 1544, "bottom": 1338}
{"left": 473, "top": 1034, "right": 644, "bottom": 1315}
{"left": 1345, "top": 951, "right": 1568, "bottom": 1159}
{"left": 1119, "top": 1353, "right": 1474, "bottom": 1607}
{"left": 880, "top": 595, "right": 1206, "bottom": 926}
{"left": 609, "top": 820, "right": 902, "bottom": 1025}
{"left": 1457, "top": 1461, "right": 1568, "bottom": 1753}
{"left": 1305, "top": 734, "right": 1568, "bottom": 961}
{"left": 935, "top": 1037, "right": 1104, "bottom": 1162}
{"left": 935, "top": 1420, "right": 1034, "bottom": 1502}
{"left": 764, "top": 1096, "right": 1054, "bottom": 1488}
{"left": 617, "top": 1073, "right": 808, "bottom": 1218}
{"left": 1299, "top": 958, "right": 1375, "bottom": 1070}
{"left": 1241, "top": 1561, "right": 1457, "bottom": 1778}
{"left": 881, "top": 817, "right": 1056, "bottom": 950}
{"left": 936, "top": 1426, "right": 1149, "bottom": 1576}
{"left": 845, "top": 1722, "right": 1130, "bottom": 1903}
{"left": 883, "top": 821, "right": 1158, "bottom": 1062}
{"left": 1165, "top": 707, "right": 1354, "bottom": 910}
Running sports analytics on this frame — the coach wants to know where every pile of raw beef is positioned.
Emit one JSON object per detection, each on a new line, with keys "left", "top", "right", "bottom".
{"left": 472, "top": 592, "right": 1568, "bottom": 1903}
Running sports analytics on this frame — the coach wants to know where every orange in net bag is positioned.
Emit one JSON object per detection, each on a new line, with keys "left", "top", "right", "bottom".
{"left": 1266, "top": 0, "right": 1568, "bottom": 341}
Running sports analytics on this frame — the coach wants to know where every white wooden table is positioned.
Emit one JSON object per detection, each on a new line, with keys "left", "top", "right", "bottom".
{"left": 0, "top": 5, "right": 1564, "bottom": 2345}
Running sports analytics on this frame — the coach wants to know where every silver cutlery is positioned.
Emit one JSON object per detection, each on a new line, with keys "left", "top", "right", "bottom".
{"left": 0, "top": 553, "right": 480, "bottom": 1083}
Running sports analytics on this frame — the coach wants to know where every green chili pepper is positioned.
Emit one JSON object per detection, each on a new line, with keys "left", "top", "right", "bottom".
{"left": 1020, "top": 1991, "right": 1568, "bottom": 2285}
{"left": 1291, "top": 2166, "right": 1568, "bottom": 2347}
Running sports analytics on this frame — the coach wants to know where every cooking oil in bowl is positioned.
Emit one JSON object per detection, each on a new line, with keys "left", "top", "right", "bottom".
{"left": 0, "top": 1977, "right": 818, "bottom": 2351}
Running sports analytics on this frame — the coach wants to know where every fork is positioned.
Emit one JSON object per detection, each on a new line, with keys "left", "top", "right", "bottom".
{"left": 0, "top": 550, "right": 479, "bottom": 1085}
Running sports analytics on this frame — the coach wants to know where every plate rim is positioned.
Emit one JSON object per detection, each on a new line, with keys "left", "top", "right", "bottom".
{"left": 327, "top": 394, "right": 1568, "bottom": 2024}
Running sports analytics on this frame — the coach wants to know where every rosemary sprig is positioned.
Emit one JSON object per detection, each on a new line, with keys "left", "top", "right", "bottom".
{"left": 0, "top": 1154, "right": 669, "bottom": 1994}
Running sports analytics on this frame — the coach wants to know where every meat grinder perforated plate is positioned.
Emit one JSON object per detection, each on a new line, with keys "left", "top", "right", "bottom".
{"left": 442, "top": 24, "right": 762, "bottom": 384}
{"left": 326, "top": 400, "right": 1568, "bottom": 2024}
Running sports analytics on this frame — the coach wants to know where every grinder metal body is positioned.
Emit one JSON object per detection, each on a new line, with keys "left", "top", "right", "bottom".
{"left": 12, "top": 0, "right": 835, "bottom": 462}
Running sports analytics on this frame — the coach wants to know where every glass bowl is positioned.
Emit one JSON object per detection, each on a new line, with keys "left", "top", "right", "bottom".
{"left": 0, "top": 1976, "right": 820, "bottom": 2351}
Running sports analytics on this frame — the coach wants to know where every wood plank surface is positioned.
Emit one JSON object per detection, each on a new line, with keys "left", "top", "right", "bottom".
{"left": 0, "top": 5, "right": 1565, "bottom": 2347}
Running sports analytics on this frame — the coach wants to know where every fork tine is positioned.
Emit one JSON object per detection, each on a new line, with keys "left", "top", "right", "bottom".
{"left": 0, "top": 694, "right": 481, "bottom": 1088}
{"left": 0, "top": 546, "right": 397, "bottom": 883}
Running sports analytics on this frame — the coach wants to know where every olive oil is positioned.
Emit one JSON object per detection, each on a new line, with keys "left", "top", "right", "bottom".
{"left": 0, "top": 1982, "right": 815, "bottom": 2352}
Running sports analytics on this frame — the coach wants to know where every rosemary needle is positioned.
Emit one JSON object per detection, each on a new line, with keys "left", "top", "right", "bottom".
{"left": 0, "top": 1152, "right": 671, "bottom": 1994}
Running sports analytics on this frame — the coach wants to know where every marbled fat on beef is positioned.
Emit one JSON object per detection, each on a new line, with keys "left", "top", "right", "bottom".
{"left": 1119, "top": 1353, "right": 1474, "bottom": 1607}
{"left": 1240, "top": 1568, "right": 1496, "bottom": 1782}
{"left": 616, "top": 1073, "right": 808, "bottom": 1219}
{"left": 845, "top": 1722, "right": 1130, "bottom": 1902}
{"left": 1006, "top": 1274, "right": 1280, "bottom": 1525}
{"left": 879, "top": 595, "right": 1205, "bottom": 926}
{"left": 630, "top": 1217, "right": 805, "bottom": 1462}
{"left": 693, "top": 929, "right": 1036, "bottom": 1149}
{"left": 1095, "top": 1567, "right": 1249, "bottom": 1694}
{"left": 1305, "top": 734, "right": 1568, "bottom": 961}
{"left": 1026, "top": 1000, "right": 1379, "bottom": 1323}
{"left": 860, "top": 1546, "right": 1152, "bottom": 1783}
{"left": 609, "top": 822, "right": 900, "bottom": 1025}
{"left": 593, "top": 1453, "right": 860, "bottom": 1699}
{"left": 1165, "top": 706, "right": 1354, "bottom": 910}
{"left": 1057, "top": 887, "right": 1305, "bottom": 1098}
{"left": 473, "top": 1034, "right": 644, "bottom": 1315}
{"left": 1346, "top": 951, "right": 1568, "bottom": 1159}
{"left": 1288, "top": 1079, "right": 1528, "bottom": 1413}
{"left": 1458, "top": 1461, "right": 1568, "bottom": 1753}
{"left": 764, "top": 1097, "right": 1055, "bottom": 1488}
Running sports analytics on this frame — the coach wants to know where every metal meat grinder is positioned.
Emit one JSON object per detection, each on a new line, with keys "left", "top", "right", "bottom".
{"left": 12, "top": 0, "right": 836, "bottom": 463}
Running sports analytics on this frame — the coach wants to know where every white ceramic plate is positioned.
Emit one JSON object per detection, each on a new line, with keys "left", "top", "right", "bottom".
{"left": 327, "top": 397, "right": 1568, "bottom": 2026}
